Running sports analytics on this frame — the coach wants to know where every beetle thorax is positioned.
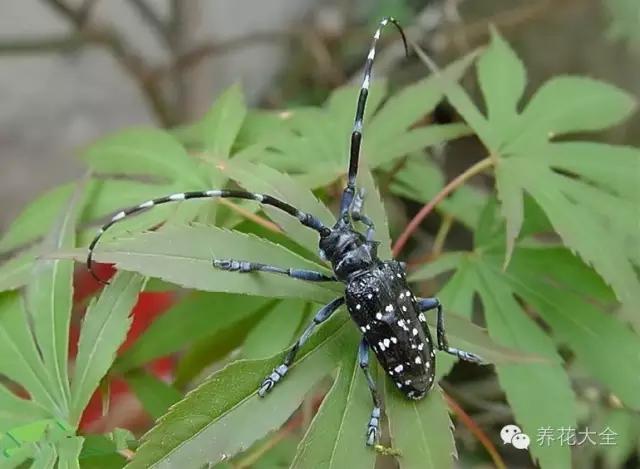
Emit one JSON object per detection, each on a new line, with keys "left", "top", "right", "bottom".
{"left": 319, "top": 227, "right": 378, "bottom": 281}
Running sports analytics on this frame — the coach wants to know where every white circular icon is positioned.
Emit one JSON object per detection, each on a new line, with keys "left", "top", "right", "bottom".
{"left": 512, "top": 432, "right": 531, "bottom": 450}
{"left": 500, "top": 424, "right": 522, "bottom": 444}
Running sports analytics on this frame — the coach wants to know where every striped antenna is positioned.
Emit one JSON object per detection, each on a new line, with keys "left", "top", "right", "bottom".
{"left": 86, "top": 190, "right": 330, "bottom": 284}
{"left": 340, "top": 16, "right": 409, "bottom": 215}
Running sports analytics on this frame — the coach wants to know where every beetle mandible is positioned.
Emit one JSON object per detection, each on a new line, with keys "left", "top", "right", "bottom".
{"left": 86, "top": 16, "right": 482, "bottom": 447}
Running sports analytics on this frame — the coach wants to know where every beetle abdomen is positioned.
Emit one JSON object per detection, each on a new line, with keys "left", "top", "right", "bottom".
{"left": 346, "top": 261, "right": 436, "bottom": 399}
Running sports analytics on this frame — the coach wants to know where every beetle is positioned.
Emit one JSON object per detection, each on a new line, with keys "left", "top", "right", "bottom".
{"left": 86, "top": 16, "right": 482, "bottom": 447}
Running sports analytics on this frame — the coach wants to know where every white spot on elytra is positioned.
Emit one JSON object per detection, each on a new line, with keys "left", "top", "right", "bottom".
{"left": 390, "top": 337, "right": 398, "bottom": 344}
{"left": 396, "top": 273, "right": 402, "bottom": 278}
{"left": 376, "top": 312, "right": 383, "bottom": 320}
{"left": 415, "top": 356, "right": 422, "bottom": 364}
{"left": 360, "top": 326, "right": 366, "bottom": 333}
{"left": 405, "top": 291, "right": 411, "bottom": 297}
{"left": 400, "top": 292, "right": 405, "bottom": 299}
{"left": 385, "top": 305, "right": 394, "bottom": 313}
{"left": 356, "top": 304, "right": 361, "bottom": 310}
{"left": 396, "top": 382, "right": 402, "bottom": 388}
{"left": 367, "top": 294, "right": 373, "bottom": 299}
{"left": 402, "top": 306, "right": 407, "bottom": 312}
{"left": 404, "top": 379, "right": 411, "bottom": 385}
{"left": 366, "top": 324, "right": 371, "bottom": 331}
{"left": 426, "top": 361, "right": 430, "bottom": 369}
{"left": 412, "top": 328, "right": 418, "bottom": 336}
{"left": 418, "top": 313, "right": 426, "bottom": 322}
{"left": 378, "top": 342, "right": 385, "bottom": 351}
{"left": 383, "top": 338, "right": 390, "bottom": 347}
{"left": 418, "top": 343, "right": 424, "bottom": 351}
{"left": 397, "top": 319, "right": 405, "bottom": 328}
{"left": 394, "top": 364, "right": 404, "bottom": 373}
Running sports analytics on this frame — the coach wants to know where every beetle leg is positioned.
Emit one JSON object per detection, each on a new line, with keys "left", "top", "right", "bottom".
{"left": 257, "top": 297, "right": 344, "bottom": 397}
{"left": 213, "top": 259, "right": 335, "bottom": 282}
{"left": 417, "top": 297, "right": 484, "bottom": 364}
{"left": 358, "top": 337, "right": 382, "bottom": 446}
{"left": 350, "top": 189, "right": 376, "bottom": 241}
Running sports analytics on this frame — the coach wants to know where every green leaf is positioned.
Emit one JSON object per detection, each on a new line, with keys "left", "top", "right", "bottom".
{"left": 358, "top": 167, "right": 392, "bottom": 258}
{"left": 263, "top": 54, "right": 477, "bottom": 187}
{"left": 599, "top": 408, "right": 640, "bottom": 468}
{"left": 219, "top": 158, "right": 336, "bottom": 253}
{"left": 70, "top": 271, "right": 146, "bottom": 425}
{"left": 30, "top": 443, "right": 57, "bottom": 469}
{"left": 201, "top": 84, "right": 247, "bottom": 158}
{"left": 0, "top": 385, "right": 49, "bottom": 432}
{"left": 389, "top": 155, "right": 488, "bottom": 229}
{"left": 126, "top": 317, "right": 350, "bottom": 469}
{"left": 25, "top": 180, "right": 82, "bottom": 417}
{"left": 504, "top": 259, "right": 640, "bottom": 410}
{"left": 0, "top": 247, "right": 39, "bottom": 293}
{"left": 413, "top": 45, "right": 491, "bottom": 146}
{"left": 495, "top": 162, "right": 524, "bottom": 265}
{"left": 78, "top": 435, "right": 127, "bottom": 469}
{"left": 56, "top": 436, "right": 84, "bottom": 469}
{"left": 242, "top": 300, "right": 306, "bottom": 360}
{"left": 433, "top": 29, "right": 640, "bottom": 305}
{"left": 0, "top": 179, "right": 175, "bottom": 254}
{"left": 427, "top": 310, "right": 543, "bottom": 366}
{"left": 291, "top": 335, "right": 376, "bottom": 469}
{"left": 174, "top": 306, "right": 265, "bottom": 388}
{"left": 0, "top": 293, "right": 59, "bottom": 417}
{"left": 234, "top": 110, "right": 291, "bottom": 150}
{"left": 474, "top": 263, "right": 576, "bottom": 469}
{"left": 60, "top": 224, "right": 340, "bottom": 302}
{"left": 117, "top": 292, "right": 268, "bottom": 372}
{"left": 385, "top": 384, "right": 455, "bottom": 469}
{"left": 408, "top": 252, "right": 464, "bottom": 282}
{"left": 369, "top": 124, "right": 472, "bottom": 168}
{"left": 365, "top": 52, "right": 477, "bottom": 153}
{"left": 84, "top": 128, "right": 205, "bottom": 187}
{"left": 476, "top": 27, "right": 526, "bottom": 137}
{"left": 125, "top": 371, "right": 182, "bottom": 420}
{"left": 507, "top": 76, "right": 637, "bottom": 150}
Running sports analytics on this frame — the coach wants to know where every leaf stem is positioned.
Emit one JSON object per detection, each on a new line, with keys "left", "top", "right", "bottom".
{"left": 444, "top": 392, "right": 507, "bottom": 469}
{"left": 392, "top": 157, "right": 493, "bottom": 256}
{"left": 218, "top": 199, "right": 283, "bottom": 234}
{"left": 432, "top": 213, "right": 453, "bottom": 257}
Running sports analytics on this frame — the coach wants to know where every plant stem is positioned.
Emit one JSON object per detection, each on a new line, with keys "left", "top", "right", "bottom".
{"left": 432, "top": 213, "right": 453, "bottom": 257}
{"left": 392, "top": 157, "right": 493, "bottom": 256}
{"left": 218, "top": 199, "right": 283, "bottom": 234}
{"left": 444, "top": 391, "right": 507, "bottom": 469}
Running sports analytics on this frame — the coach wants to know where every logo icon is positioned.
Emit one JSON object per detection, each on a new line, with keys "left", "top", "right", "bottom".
{"left": 500, "top": 424, "right": 530, "bottom": 450}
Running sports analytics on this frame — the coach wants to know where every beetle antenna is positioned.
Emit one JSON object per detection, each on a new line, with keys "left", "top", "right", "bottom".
{"left": 340, "top": 17, "right": 408, "bottom": 216}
